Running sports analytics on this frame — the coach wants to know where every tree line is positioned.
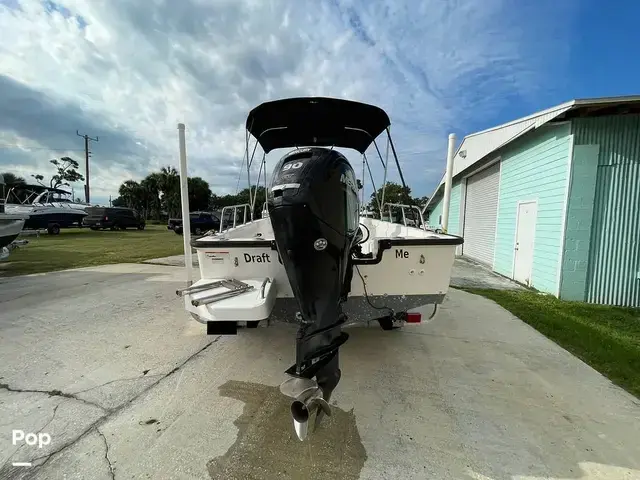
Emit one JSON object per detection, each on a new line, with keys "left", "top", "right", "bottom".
{"left": 112, "top": 166, "right": 268, "bottom": 220}
{"left": 367, "top": 182, "right": 429, "bottom": 214}
{"left": 113, "top": 173, "right": 429, "bottom": 221}
{"left": 3, "top": 161, "right": 429, "bottom": 221}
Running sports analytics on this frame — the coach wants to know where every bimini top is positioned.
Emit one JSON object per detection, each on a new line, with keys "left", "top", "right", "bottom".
{"left": 246, "top": 97, "right": 391, "bottom": 154}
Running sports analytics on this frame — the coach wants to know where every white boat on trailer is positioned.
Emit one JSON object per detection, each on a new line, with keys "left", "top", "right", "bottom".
{"left": 0, "top": 175, "right": 28, "bottom": 260}
{"left": 175, "top": 97, "right": 463, "bottom": 441}
{"left": 0, "top": 213, "right": 28, "bottom": 260}
{"left": 4, "top": 185, "right": 89, "bottom": 235}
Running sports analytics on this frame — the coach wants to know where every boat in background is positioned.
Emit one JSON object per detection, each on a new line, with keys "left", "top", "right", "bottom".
{"left": 4, "top": 185, "right": 88, "bottom": 235}
{"left": 0, "top": 213, "right": 27, "bottom": 260}
{"left": 0, "top": 175, "right": 28, "bottom": 259}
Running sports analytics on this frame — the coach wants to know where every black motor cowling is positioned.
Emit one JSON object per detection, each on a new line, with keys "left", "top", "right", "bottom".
{"left": 267, "top": 147, "right": 360, "bottom": 387}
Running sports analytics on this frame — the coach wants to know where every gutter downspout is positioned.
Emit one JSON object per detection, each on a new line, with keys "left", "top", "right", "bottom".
{"left": 177, "top": 123, "right": 193, "bottom": 285}
{"left": 441, "top": 133, "right": 456, "bottom": 233}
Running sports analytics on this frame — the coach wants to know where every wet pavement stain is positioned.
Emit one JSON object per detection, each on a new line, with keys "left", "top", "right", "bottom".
{"left": 207, "top": 380, "right": 367, "bottom": 480}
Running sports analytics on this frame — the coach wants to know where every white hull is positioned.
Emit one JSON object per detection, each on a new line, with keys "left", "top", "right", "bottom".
{"left": 0, "top": 213, "right": 27, "bottom": 249}
{"left": 183, "top": 217, "right": 461, "bottom": 324}
{"left": 5, "top": 203, "right": 87, "bottom": 216}
{"left": 4, "top": 203, "right": 87, "bottom": 230}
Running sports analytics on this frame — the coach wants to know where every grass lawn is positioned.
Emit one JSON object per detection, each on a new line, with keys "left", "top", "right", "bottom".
{"left": 464, "top": 288, "right": 640, "bottom": 399}
{"left": 0, "top": 225, "right": 185, "bottom": 277}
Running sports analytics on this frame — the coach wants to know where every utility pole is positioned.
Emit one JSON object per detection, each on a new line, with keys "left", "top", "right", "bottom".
{"left": 76, "top": 131, "right": 99, "bottom": 203}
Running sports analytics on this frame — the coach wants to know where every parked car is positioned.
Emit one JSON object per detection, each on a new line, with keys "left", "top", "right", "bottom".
{"left": 83, "top": 207, "right": 145, "bottom": 231}
{"left": 168, "top": 211, "right": 221, "bottom": 235}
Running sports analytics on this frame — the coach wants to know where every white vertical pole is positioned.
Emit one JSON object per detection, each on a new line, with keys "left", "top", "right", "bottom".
{"left": 441, "top": 133, "right": 456, "bottom": 233}
{"left": 178, "top": 123, "right": 193, "bottom": 285}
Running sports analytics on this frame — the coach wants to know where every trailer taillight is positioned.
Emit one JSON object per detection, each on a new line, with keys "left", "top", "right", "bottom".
{"left": 406, "top": 312, "right": 421, "bottom": 324}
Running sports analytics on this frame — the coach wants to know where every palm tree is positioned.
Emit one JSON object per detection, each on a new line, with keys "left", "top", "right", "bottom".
{"left": 159, "top": 166, "right": 180, "bottom": 217}
{"left": 118, "top": 180, "right": 143, "bottom": 209}
{"left": 141, "top": 173, "right": 162, "bottom": 220}
{"left": 1, "top": 172, "right": 27, "bottom": 203}
{"left": 0, "top": 172, "right": 26, "bottom": 185}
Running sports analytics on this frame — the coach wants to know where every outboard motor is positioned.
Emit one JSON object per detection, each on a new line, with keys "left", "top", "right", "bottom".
{"left": 268, "top": 147, "right": 360, "bottom": 440}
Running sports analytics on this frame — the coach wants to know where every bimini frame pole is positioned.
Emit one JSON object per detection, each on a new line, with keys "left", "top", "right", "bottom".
{"left": 379, "top": 128, "right": 390, "bottom": 216}
{"left": 360, "top": 154, "right": 366, "bottom": 205}
{"left": 250, "top": 151, "right": 266, "bottom": 214}
{"left": 363, "top": 153, "right": 382, "bottom": 213}
{"left": 177, "top": 123, "right": 193, "bottom": 285}
{"left": 385, "top": 127, "right": 408, "bottom": 189}
{"left": 384, "top": 126, "right": 424, "bottom": 226}
{"left": 246, "top": 132, "right": 260, "bottom": 220}
{"left": 441, "top": 133, "right": 456, "bottom": 233}
{"left": 245, "top": 129, "right": 253, "bottom": 212}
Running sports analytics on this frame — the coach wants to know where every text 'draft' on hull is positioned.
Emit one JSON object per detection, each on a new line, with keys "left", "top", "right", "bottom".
{"left": 175, "top": 97, "right": 463, "bottom": 440}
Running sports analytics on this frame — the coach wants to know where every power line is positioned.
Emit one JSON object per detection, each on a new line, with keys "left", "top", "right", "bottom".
{"left": 0, "top": 143, "right": 86, "bottom": 152}
{"left": 76, "top": 131, "right": 99, "bottom": 203}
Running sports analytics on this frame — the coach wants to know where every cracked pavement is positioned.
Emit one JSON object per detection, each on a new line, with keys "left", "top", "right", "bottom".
{"left": 1, "top": 263, "right": 640, "bottom": 479}
{"left": 0, "top": 264, "right": 221, "bottom": 479}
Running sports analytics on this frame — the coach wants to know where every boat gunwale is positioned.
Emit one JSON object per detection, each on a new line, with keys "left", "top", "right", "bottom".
{"left": 191, "top": 235, "right": 464, "bottom": 249}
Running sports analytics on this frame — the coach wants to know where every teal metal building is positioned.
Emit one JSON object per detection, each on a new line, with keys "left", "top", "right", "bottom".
{"left": 424, "top": 96, "right": 640, "bottom": 307}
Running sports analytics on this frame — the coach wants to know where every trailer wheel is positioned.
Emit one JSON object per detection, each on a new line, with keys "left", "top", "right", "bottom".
{"left": 47, "top": 224, "right": 61, "bottom": 235}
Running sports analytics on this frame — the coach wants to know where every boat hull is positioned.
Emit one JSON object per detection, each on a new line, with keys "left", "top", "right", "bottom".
{"left": 193, "top": 242, "right": 455, "bottom": 298}
{"left": 268, "top": 294, "right": 443, "bottom": 324}
{"left": 186, "top": 217, "right": 461, "bottom": 323}
{"left": 5, "top": 205, "right": 87, "bottom": 230}
{"left": 0, "top": 215, "right": 26, "bottom": 249}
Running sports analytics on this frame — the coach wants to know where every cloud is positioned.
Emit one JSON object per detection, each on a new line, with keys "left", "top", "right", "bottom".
{"left": 0, "top": 0, "right": 575, "bottom": 204}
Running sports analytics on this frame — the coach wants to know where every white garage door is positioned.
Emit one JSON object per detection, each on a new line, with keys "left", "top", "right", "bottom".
{"left": 463, "top": 162, "right": 500, "bottom": 265}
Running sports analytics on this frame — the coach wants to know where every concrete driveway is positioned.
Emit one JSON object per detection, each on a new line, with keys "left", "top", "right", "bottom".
{"left": 0, "top": 264, "right": 638, "bottom": 479}
{"left": 450, "top": 257, "right": 524, "bottom": 290}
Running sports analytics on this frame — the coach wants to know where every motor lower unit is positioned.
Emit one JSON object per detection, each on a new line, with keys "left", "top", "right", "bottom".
{"left": 267, "top": 147, "right": 360, "bottom": 440}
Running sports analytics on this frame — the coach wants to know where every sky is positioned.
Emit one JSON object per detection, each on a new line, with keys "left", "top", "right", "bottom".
{"left": 1, "top": 0, "right": 639, "bottom": 207}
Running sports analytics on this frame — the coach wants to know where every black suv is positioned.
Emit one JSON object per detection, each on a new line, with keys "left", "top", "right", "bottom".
{"left": 83, "top": 207, "right": 146, "bottom": 231}
{"left": 168, "top": 211, "right": 222, "bottom": 235}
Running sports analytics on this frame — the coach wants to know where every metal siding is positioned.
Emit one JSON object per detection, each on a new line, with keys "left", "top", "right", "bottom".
{"left": 462, "top": 163, "right": 500, "bottom": 265}
{"left": 424, "top": 181, "right": 461, "bottom": 234}
{"left": 573, "top": 115, "right": 640, "bottom": 307}
{"left": 427, "top": 200, "right": 443, "bottom": 228}
{"left": 448, "top": 182, "right": 462, "bottom": 235}
{"left": 493, "top": 123, "right": 571, "bottom": 293}
{"left": 559, "top": 144, "right": 599, "bottom": 301}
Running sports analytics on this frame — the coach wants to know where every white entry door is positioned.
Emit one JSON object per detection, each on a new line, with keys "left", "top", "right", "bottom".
{"left": 513, "top": 201, "right": 537, "bottom": 285}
